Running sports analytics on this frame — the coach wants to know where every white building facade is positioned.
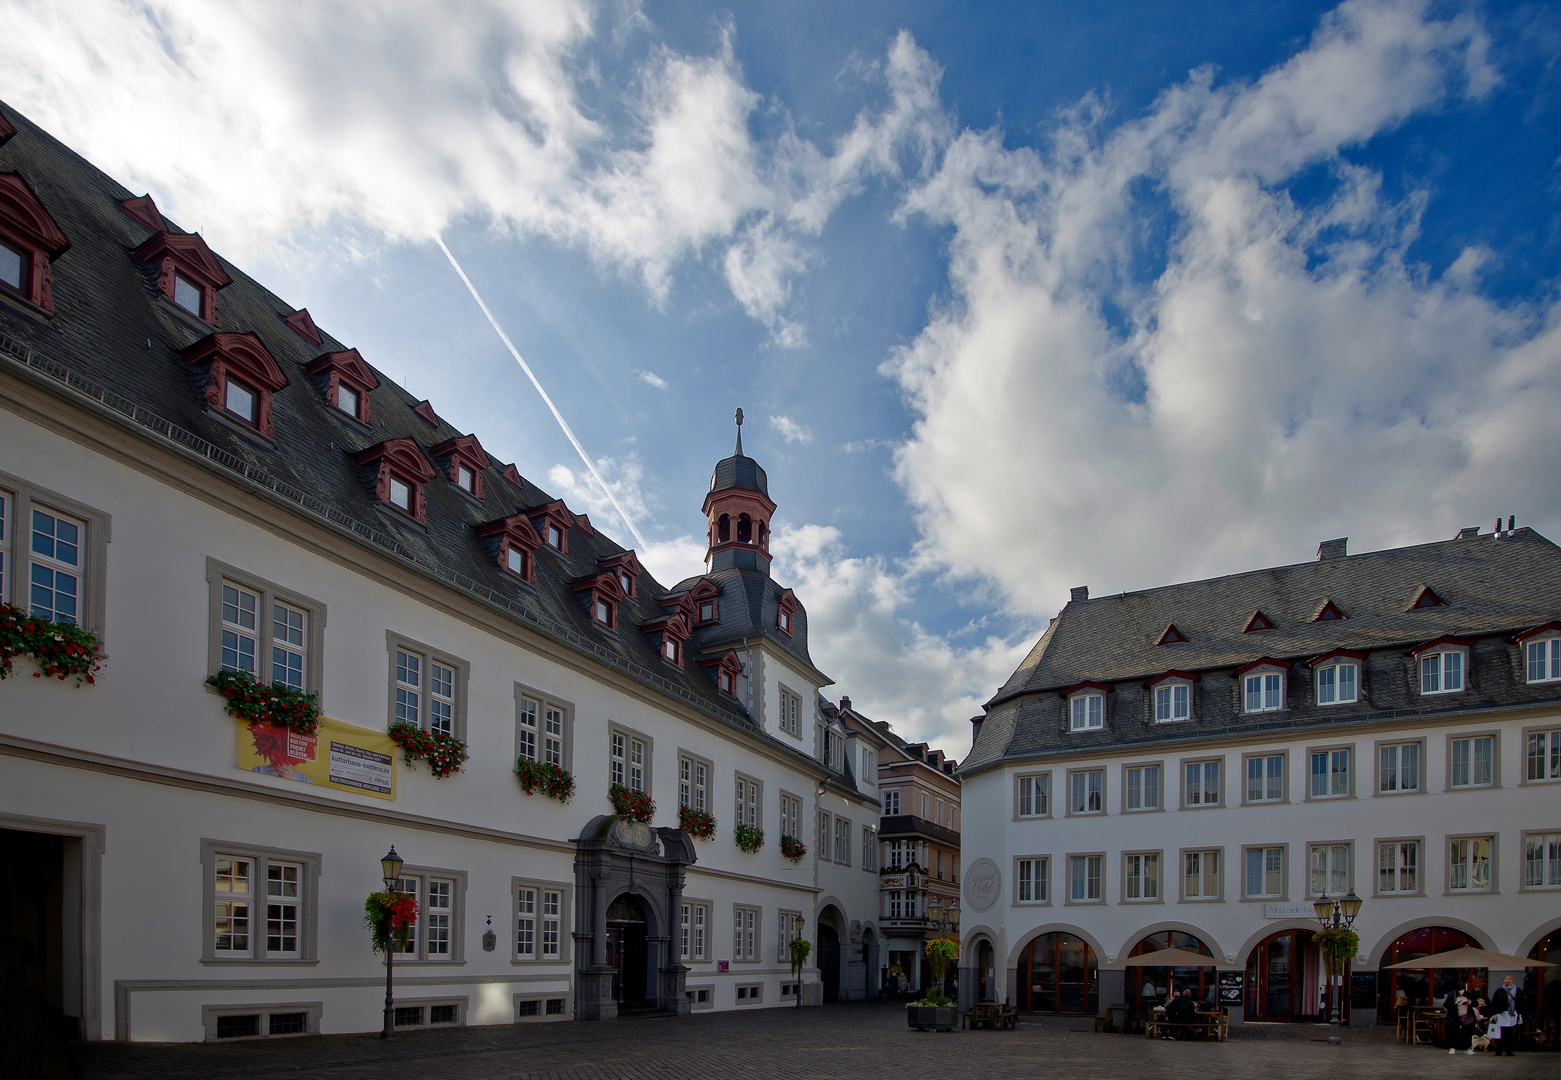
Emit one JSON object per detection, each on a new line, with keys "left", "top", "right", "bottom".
{"left": 0, "top": 101, "right": 878, "bottom": 1043}
{"left": 958, "top": 533, "right": 1561, "bottom": 1026}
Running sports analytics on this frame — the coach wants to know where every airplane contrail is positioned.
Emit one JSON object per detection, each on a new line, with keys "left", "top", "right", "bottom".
{"left": 435, "top": 236, "right": 650, "bottom": 553}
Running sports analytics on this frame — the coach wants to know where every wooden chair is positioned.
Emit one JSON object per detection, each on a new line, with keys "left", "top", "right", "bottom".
{"left": 999, "top": 998, "right": 1018, "bottom": 1029}
{"left": 1410, "top": 1007, "right": 1441, "bottom": 1045}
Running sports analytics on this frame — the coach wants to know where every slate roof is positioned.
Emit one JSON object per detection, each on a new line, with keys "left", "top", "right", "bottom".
{"left": 963, "top": 529, "right": 1561, "bottom": 774}
{"left": 669, "top": 566, "right": 823, "bottom": 679}
{"left": 0, "top": 100, "right": 824, "bottom": 750}
{"left": 709, "top": 451, "right": 768, "bottom": 498}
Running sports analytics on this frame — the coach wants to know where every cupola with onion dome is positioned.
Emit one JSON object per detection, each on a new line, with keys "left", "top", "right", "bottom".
{"left": 701, "top": 408, "right": 776, "bottom": 574}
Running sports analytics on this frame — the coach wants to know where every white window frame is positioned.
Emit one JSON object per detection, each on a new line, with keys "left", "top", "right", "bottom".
{"left": 201, "top": 839, "right": 320, "bottom": 963}
{"left": 1069, "top": 692, "right": 1104, "bottom": 731}
{"left": 681, "top": 899, "right": 710, "bottom": 961}
{"left": 514, "top": 684, "right": 572, "bottom": 770}
{"left": 512, "top": 879, "right": 569, "bottom": 962}
{"left": 778, "top": 685, "right": 802, "bottom": 737}
{"left": 1521, "top": 830, "right": 1561, "bottom": 891}
{"left": 732, "top": 905, "right": 760, "bottom": 962}
{"left": 680, "top": 752, "right": 711, "bottom": 814}
{"left": 1152, "top": 680, "right": 1191, "bottom": 723}
{"left": 1181, "top": 848, "right": 1222, "bottom": 901}
{"left": 1419, "top": 648, "right": 1467, "bottom": 695}
{"left": 386, "top": 634, "right": 466, "bottom": 739}
{"left": 882, "top": 788, "right": 900, "bottom": 816}
{"left": 387, "top": 867, "right": 467, "bottom": 962}
{"left": 1315, "top": 660, "right": 1359, "bottom": 705}
{"left": 1242, "top": 669, "right": 1285, "bottom": 713}
{"left": 1182, "top": 758, "right": 1222, "bottom": 809}
{"left": 206, "top": 562, "right": 328, "bottom": 700}
{"left": 1123, "top": 851, "right": 1161, "bottom": 902}
{"left": 816, "top": 809, "right": 832, "bottom": 862}
{"left": 834, "top": 816, "right": 851, "bottom": 866}
{"left": 777, "top": 910, "right": 803, "bottom": 963}
{"left": 1066, "top": 853, "right": 1104, "bottom": 904}
{"left": 1123, "top": 762, "right": 1161, "bottom": 812}
{"left": 173, "top": 271, "right": 204, "bottom": 316}
{"left": 1243, "top": 845, "right": 1286, "bottom": 900}
{"left": 1446, "top": 835, "right": 1494, "bottom": 895}
{"left": 1015, "top": 855, "right": 1050, "bottom": 905}
{"left": 1376, "top": 739, "right": 1423, "bottom": 795}
{"left": 863, "top": 825, "right": 878, "bottom": 871}
{"left": 609, "top": 726, "right": 651, "bottom": 794}
{"left": 1066, "top": 769, "right": 1104, "bottom": 816}
{"left": 1243, "top": 752, "right": 1286, "bottom": 804}
{"left": 734, "top": 773, "right": 761, "bottom": 829}
{"left": 0, "top": 473, "right": 110, "bottom": 635}
{"left": 1448, "top": 732, "right": 1498, "bottom": 790}
{"left": 1307, "top": 747, "right": 1352, "bottom": 800}
{"left": 1525, "top": 726, "right": 1561, "bottom": 783}
{"left": 1525, "top": 634, "right": 1561, "bottom": 683}
{"left": 1015, "top": 772, "right": 1050, "bottom": 818}
{"left": 779, "top": 791, "right": 802, "bottom": 839}
{"left": 1375, "top": 838, "right": 1422, "bottom": 897}
{"left": 1307, "top": 842, "right": 1352, "bottom": 897}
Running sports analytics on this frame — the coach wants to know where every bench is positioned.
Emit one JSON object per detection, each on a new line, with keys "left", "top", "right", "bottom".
{"left": 1144, "top": 1014, "right": 1227, "bottom": 1041}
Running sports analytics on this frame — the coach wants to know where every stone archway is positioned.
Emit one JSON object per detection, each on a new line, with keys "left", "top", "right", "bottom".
{"left": 817, "top": 904, "right": 845, "bottom": 1004}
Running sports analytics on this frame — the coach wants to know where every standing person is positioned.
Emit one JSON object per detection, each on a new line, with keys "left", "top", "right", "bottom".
{"left": 1489, "top": 974, "right": 1524, "bottom": 1056}
{"left": 1444, "top": 982, "right": 1482, "bottom": 1055}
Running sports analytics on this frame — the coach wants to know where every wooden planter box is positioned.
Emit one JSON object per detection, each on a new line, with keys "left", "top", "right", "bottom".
{"left": 907, "top": 1005, "right": 956, "bottom": 1032}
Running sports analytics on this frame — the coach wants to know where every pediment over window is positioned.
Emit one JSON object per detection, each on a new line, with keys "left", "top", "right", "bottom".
{"left": 602, "top": 551, "right": 643, "bottom": 598}
{"left": 413, "top": 399, "right": 440, "bottom": 427}
{"left": 571, "top": 571, "right": 626, "bottom": 603}
{"left": 1244, "top": 610, "right": 1274, "bottom": 632}
{"left": 776, "top": 588, "right": 799, "bottom": 636}
{"left": 1311, "top": 600, "right": 1347, "bottom": 622}
{"left": 134, "top": 229, "right": 231, "bottom": 324}
{"left": 1410, "top": 635, "right": 1474, "bottom": 657}
{"left": 1156, "top": 624, "right": 1187, "bottom": 645}
{"left": 1516, "top": 621, "right": 1561, "bottom": 644}
{"left": 1307, "top": 648, "right": 1367, "bottom": 668}
{"left": 121, "top": 195, "right": 165, "bottom": 232}
{"left": 181, "top": 333, "right": 289, "bottom": 437}
{"left": 572, "top": 571, "right": 625, "bottom": 630}
{"left": 1234, "top": 656, "right": 1293, "bottom": 677}
{"left": 353, "top": 438, "right": 435, "bottom": 481}
{"left": 430, "top": 433, "right": 491, "bottom": 498}
{"left": 1407, "top": 585, "right": 1444, "bottom": 610}
{"left": 475, "top": 513, "right": 542, "bottom": 582}
{"left": 284, "top": 308, "right": 322, "bottom": 345}
{"left": 1144, "top": 669, "right": 1197, "bottom": 687}
{"left": 643, "top": 613, "right": 690, "bottom": 665}
{"left": 1059, "top": 680, "right": 1111, "bottom": 698}
{"left": 0, "top": 172, "right": 71, "bottom": 312}
{"left": 306, "top": 348, "right": 380, "bottom": 423}
{"left": 699, "top": 648, "right": 744, "bottom": 697}
{"left": 528, "top": 499, "right": 577, "bottom": 553}
{"left": 353, "top": 438, "right": 436, "bottom": 521}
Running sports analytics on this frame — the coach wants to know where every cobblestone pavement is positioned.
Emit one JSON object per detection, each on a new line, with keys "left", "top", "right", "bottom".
{"left": 73, "top": 1004, "right": 1557, "bottom": 1080}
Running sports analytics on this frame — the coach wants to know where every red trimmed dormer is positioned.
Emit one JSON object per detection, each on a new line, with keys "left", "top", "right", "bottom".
{"left": 776, "top": 588, "right": 798, "bottom": 636}
{"left": 1408, "top": 585, "right": 1444, "bottom": 610}
{"left": 642, "top": 613, "right": 690, "bottom": 666}
{"left": 660, "top": 590, "right": 698, "bottom": 626}
{"left": 1244, "top": 610, "right": 1274, "bottom": 632}
{"left": 572, "top": 571, "right": 626, "bottom": 631}
{"left": 413, "top": 400, "right": 440, "bottom": 427}
{"left": 134, "top": 229, "right": 231, "bottom": 325}
{"left": 689, "top": 578, "right": 721, "bottom": 625}
{"left": 475, "top": 513, "right": 543, "bottom": 583}
{"left": 1410, "top": 635, "right": 1475, "bottom": 657}
{"left": 499, "top": 463, "right": 527, "bottom": 492}
{"left": 1235, "top": 656, "right": 1294, "bottom": 677}
{"left": 0, "top": 113, "right": 15, "bottom": 147}
{"left": 1516, "top": 621, "right": 1561, "bottom": 644}
{"left": 601, "top": 551, "right": 643, "bottom": 599}
{"left": 1145, "top": 669, "right": 1198, "bottom": 688}
{"left": 1156, "top": 624, "right": 1187, "bottom": 645}
{"left": 1059, "top": 679, "right": 1112, "bottom": 698}
{"left": 306, "top": 348, "right": 379, "bottom": 424}
{"left": 0, "top": 173, "right": 70, "bottom": 313}
{"left": 354, "top": 438, "right": 436, "bottom": 522}
{"left": 575, "top": 514, "right": 594, "bottom": 538}
{"left": 700, "top": 648, "right": 744, "bottom": 698}
{"left": 1312, "top": 600, "right": 1347, "bottom": 622}
{"left": 430, "top": 434, "right": 490, "bottom": 499}
{"left": 284, "top": 308, "right": 322, "bottom": 345}
{"left": 120, "top": 194, "right": 165, "bottom": 232}
{"left": 1307, "top": 648, "right": 1368, "bottom": 668}
{"left": 181, "top": 333, "right": 288, "bottom": 437}
{"left": 528, "top": 500, "right": 576, "bottom": 554}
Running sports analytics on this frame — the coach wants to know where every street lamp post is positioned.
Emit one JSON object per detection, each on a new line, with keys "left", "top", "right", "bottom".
{"left": 380, "top": 845, "right": 404, "bottom": 1040}
{"left": 793, "top": 915, "right": 807, "bottom": 1010}
{"left": 925, "top": 899, "right": 961, "bottom": 998}
{"left": 1313, "top": 888, "right": 1363, "bottom": 1047}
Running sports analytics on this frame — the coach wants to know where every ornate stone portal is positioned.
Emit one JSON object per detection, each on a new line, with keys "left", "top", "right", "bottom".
{"left": 574, "top": 815, "right": 697, "bottom": 1020}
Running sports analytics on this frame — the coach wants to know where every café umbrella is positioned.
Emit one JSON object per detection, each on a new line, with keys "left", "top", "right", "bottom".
{"left": 1385, "top": 947, "right": 1557, "bottom": 970}
{"left": 1114, "top": 947, "right": 1219, "bottom": 968}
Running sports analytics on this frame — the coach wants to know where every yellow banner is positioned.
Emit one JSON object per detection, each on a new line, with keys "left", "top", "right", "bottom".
{"left": 237, "top": 716, "right": 397, "bottom": 800}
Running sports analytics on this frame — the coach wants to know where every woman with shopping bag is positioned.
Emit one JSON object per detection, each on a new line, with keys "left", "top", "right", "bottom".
{"left": 1488, "top": 975, "right": 1524, "bottom": 1056}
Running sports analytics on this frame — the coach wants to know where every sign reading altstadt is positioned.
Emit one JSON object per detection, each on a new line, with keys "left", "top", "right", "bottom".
{"left": 964, "top": 858, "right": 1002, "bottom": 912}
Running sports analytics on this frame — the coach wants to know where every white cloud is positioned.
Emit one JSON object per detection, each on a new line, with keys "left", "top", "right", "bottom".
{"left": 547, "top": 453, "right": 655, "bottom": 532}
{"left": 769, "top": 415, "right": 813, "bottom": 444}
{"left": 638, "top": 533, "right": 709, "bottom": 587}
{"left": 770, "top": 525, "right": 1033, "bottom": 757}
{"left": 636, "top": 369, "right": 668, "bottom": 389}
{"left": 883, "top": 0, "right": 1558, "bottom": 618}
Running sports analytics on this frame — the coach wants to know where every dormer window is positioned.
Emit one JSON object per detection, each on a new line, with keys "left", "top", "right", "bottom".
{"left": 1317, "top": 661, "right": 1358, "bottom": 704}
{"left": 1147, "top": 672, "right": 1194, "bottom": 722}
{"left": 642, "top": 614, "right": 688, "bottom": 668}
{"left": 224, "top": 378, "right": 257, "bottom": 424}
{"left": 528, "top": 501, "right": 576, "bottom": 555}
{"left": 1237, "top": 659, "right": 1291, "bottom": 714}
{"left": 135, "top": 229, "right": 231, "bottom": 326}
{"left": 1521, "top": 626, "right": 1561, "bottom": 683}
{"left": 776, "top": 589, "right": 798, "bottom": 637}
{"left": 571, "top": 570, "right": 625, "bottom": 632}
{"left": 354, "top": 438, "right": 436, "bottom": 522}
{"left": 700, "top": 649, "right": 744, "bottom": 699}
{"left": 778, "top": 610, "right": 791, "bottom": 633}
{"left": 699, "top": 602, "right": 715, "bottom": 623}
{"left": 506, "top": 547, "right": 527, "bottom": 576}
{"left": 600, "top": 552, "right": 642, "bottom": 600}
{"left": 181, "top": 333, "right": 288, "bottom": 438}
{"left": 719, "top": 670, "right": 733, "bottom": 694}
{"left": 476, "top": 513, "right": 542, "bottom": 584}
{"left": 336, "top": 384, "right": 359, "bottom": 418}
{"left": 389, "top": 475, "right": 412, "bottom": 511}
{"left": 0, "top": 172, "right": 71, "bottom": 313}
{"left": 431, "top": 435, "right": 489, "bottom": 500}
{"left": 306, "top": 349, "right": 379, "bottom": 425}
{"left": 457, "top": 464, "right": 475, "bottom": 493}
{"left": 1420, "top": 650, "right": 1464, "bottom": 694}
{"left": 663, "top": 637, "right": 679, "bottom": 663}
{"left": 173, "top": 272, "right": 203, "bottom": 316}
{"left": 547, "top": 524, "right": 562, "bottom": 549}
{"left": 0, "top": 239, "right": 23, "bottom": 292}
{"left": 595, "top": 597, "right": 614, "bottom": 626}
{"left": 1070, "top": 694, "right": 1103, "bottom": 730}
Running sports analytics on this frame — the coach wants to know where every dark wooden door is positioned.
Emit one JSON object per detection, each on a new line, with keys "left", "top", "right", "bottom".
{"left": 819, "top": 925, "right": 840, "bottom": 1004}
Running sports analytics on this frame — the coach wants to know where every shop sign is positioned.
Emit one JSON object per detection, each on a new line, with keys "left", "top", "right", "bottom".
{"left": 881, "top": 875, "right": 907, "bottom": 889}
{"left": 1262, "top": 901, "right": 1313, "bottom": 919}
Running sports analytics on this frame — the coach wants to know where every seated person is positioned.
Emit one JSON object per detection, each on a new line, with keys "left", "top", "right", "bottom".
{"left": 1164, "top": 988, "right": 1198, "bottom": 1037}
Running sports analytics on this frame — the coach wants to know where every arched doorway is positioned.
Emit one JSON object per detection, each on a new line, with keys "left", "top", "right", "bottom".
{"left": 1127, "top": 931, "right": 1215, "bottom": 1019}
{"left": 861, "top": 926, "right": 878, "bottom": 998}
{"left": 819, "top": 923, "right": 841, "bottom": 1004}
{"left": 977, "top": 939, "right": 996, "bottom": 1002}
{"left": 1525, "top": 930, "right": 1561, "bottom": 1021}
{"left": 1376, "top": 926, "right": 1483, "bottom": 1021}
{"left": 605, "top": 893, "right": 649, "bottom": 1006}
{"left": 1018, "top": 932, "right": 1098, "bottom": 1014}
{"left": 1244, "top": 928, "right": 1321, "bottom": 1021}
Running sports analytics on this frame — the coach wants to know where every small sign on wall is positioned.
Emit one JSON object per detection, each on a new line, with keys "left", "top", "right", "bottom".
{"left": 719, "top": 961, "right": 729, "bottom": 973}
{"left": 1218, "top": 971, "right": 1243, "bottom": 1004}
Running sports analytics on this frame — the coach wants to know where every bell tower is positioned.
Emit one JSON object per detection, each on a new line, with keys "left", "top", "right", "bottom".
{"left": 702, "top": 408, "right": 776, "bottom": 574}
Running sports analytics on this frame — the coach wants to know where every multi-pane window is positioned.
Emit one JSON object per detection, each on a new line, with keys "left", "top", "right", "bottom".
{"left": 1017, "top": 857, "right": 1048, "bottom": 903}
{"left": 610, "top": 731, "right": 647, "bottom": 792}
{"left": 1069, "top": 855, "right": 1102, "bottom": 901}
{"left": 1524, "top": 833, "right": 1560, "bottom": 889}
{"left": 817, "top": 811, "right": 831, "bottom": 860}
{"left": 777, "top": 911, "right": 803, "bottom": 963}
{"left": 30, "top": 508, "right": 82, "bottom": 623}
{"left": 735, "top": 775, "right": 759, "bottom": 828}
{"left": 214, "top": 856, "right": 253, "bottom": 956}
{"left": 1017, "top": 774, "right": 1049, "bottom": 817}
{"left": 834, "top": 817, "right": 851, "bottom": 866}
{"left": 1069, "top": 770, "right": 1103, "bottom": 814}
{"left": 887, "top": 890, "right": 906, "bottom": 918}
{"left": 266, "top": 863, "right": 302, "bottom": 957}
{"left": 779, "top": 687, "right": 801, "bottom": 736}
{"left": 208, "top": 847, "right": 315, "bottom": 962}
{"left": 270, "top": 603, "right": 306, "bottom": 688}
{"left": 1243, "top": 672, "right": 1283, "bottom": 712}
{"left": 1309, "top": 749, "right": 1350, "bottom": 798}
{"left": 1246, "top": 754, "right": 1284, "bottom": 802}
{"left": 222, "top": 585, "right": 309, "bottom": 691}
{"left": 1420, "top": 650, "right": 1465, "bottom": 694}
{"left": 393, "top": 643, "right": 462, "bottom": 736}
{"left": 1154, "top": 682, "right": 1191, "bottom": 722}
{"left": 1526, "top": 637, "right": 1561, "bottom": 683}
{"left": 1448, "top": 837, "right": 1492, "bottom": 892}
{"left": 1183, "top": 850, "right": 1219, "bottom": 899}
{"left": 886, "top": 840, "right": 906, "bottom": 869}
{"left": 1070, "top": 694, "right": 1104, "bottom": 730}
{"left": 680, "top": 756, "right": 709, "bottom": 813}
{"left": 1245, "top": 847, "right": 1283, "bottom": 898}
{"left": 516, "top": 696, "right": 567, "bottom": 766}
{"left": 1450, "top": 735, "right": 1494, "bottom": 788}
{"left": 1125, "top": 853, "right": 1159, "bottom": 901}
{"left": 780, "top": 793, "right": 801, "bottom": 838}
{"left": 1377, "top": 841, "right": 1419, "bottom": 894}
{"left": 860, "top": 746, "right": 877, "bottom": 785}
{"left": 1184, "top": 760, "right": 1221, "bottom": 807}
{"left": 681, "top": 902, "right": 708, "bottom": 960}
{"left": 1316, "top": 661, "right": 1358, "bottom": 704}
{"left": 221, "top": 583, "right": 260, "bottom": 675}
{"left": 1308, "top": 843, "right": 1350, "bottom": 896}
{"left": 862, "top": 826, "right": 877, "bottom": 870}
{"left": 733, "top": 906, "right": 758, "bottom": 961}
{"left": 1124, "top": 764, "right": 1160, "bottom": 811}
{"left": 0, "top": 493, "right": 8, "bottom": 598}
{"left": 1528, "top": 729, "right": 1561, "bottom": 782}
{"left": 390, "top": 876, "right": 421, "bottom": 956}
{"left": 882, "top": 788, "right": 900, "bottom": 816}
{"left": 426, "top": 879, "right": 453, "bottom": 957}
{"left": 515, "top": 885, "right": 564, "bottom": 960}
{"left": 1379, "top": 742, "right": 1421, "bottom": 794}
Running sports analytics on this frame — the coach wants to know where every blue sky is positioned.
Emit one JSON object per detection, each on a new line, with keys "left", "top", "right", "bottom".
{"left": 5, "top": 0, "right": 1559, "bottom": 754}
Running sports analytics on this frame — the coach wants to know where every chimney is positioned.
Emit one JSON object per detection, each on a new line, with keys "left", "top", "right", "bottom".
{"left": 838, "top": 695, "right": 852, "bottom": 712}
{"left": 1456, "top": 526, "right": 1479, "bottom": 539}
{"left": 1070, "top": 585, "right": 1089, "bottom": 602}
{"left": 969, "top": 715, "right": 984, "bottom": 740}
{"left": 1317, "top": 538, "right": 1347, "bottom": 561}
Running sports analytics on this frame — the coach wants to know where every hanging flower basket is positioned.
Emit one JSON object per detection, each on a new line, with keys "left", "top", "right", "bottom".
{"left": 515, "top": 758, "right": 575, "bottom": 802}
{"left": 780, "top": 834, "right": 807, "bottom": 863}
{"left": 388, "top": 721, "right": 469, "bottom": 778}
{"left": 364, "top": 889, "right": 420, "bottom": 954}
{"left": 206, "top": 668, "right": 320, "bottom": 734}
{"left": 678, "top": 806, "right": 716, "bottom": 839}
{"left": 609, "top": 783, "right": 655, "bottom": 823}
{"left": 0, "top": 603, "right": 104, "bottom": 685}
{"left": 734, "top": 822, "right": 764, "bottom": 853}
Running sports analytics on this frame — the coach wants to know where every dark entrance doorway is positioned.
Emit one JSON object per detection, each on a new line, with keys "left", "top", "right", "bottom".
{"left": 977, "top": 939, "right": 995, "bottom": 1002}
{"left": 819, "top": 924, "right": 840, "bottom": 1004}
{"left": 0, "top": 828, "right": 77, "bottom": 1076}
{"left": 1018, "top": 931, "right": 1098, "bottom": 1014}
{"left": 1127, "top": 931, "right": 1216, "bottom": 1019}
{"left": 1244, "top": 928, "right": 1324, "bottom": 1021}
{"left": 606, "top": 894, "right": 649, "bottom": 1005}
